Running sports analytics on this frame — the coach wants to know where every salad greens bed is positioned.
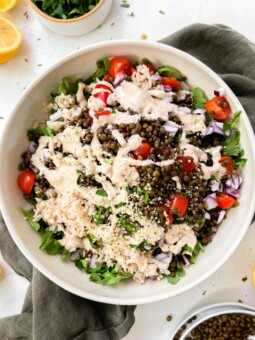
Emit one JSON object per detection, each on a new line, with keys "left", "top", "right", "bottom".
{"left": 19, "top": 56, "right": 246, "bottom": 286}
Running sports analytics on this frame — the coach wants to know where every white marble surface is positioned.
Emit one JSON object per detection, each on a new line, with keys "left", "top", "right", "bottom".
{"left": 0, "top": 0, "right": 255, "bottom": 339}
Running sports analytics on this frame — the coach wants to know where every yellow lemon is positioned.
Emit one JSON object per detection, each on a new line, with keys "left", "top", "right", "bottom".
{"left": 0, "top": 18, "right": 22, "bottom": 63}
{"left": 0, "top": 0, "right": 19, "bottom": 13}
{"left": 253, "top": 267, "right": 255, "bottom": 288}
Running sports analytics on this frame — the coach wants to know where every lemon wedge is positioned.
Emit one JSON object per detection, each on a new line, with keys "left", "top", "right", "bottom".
{"left": 0, "top": 0, "right": 19, "bottom": 13}
{"left": 0, "top": 18, "right": 22, "bottom": 63}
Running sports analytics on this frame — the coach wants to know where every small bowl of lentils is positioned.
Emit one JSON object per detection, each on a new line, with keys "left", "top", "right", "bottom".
{"left": 173, "top": 302, "right": 255, "bottom": 340}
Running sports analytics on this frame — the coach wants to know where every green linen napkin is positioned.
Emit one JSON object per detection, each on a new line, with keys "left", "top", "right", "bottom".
{"left": 1, "top": 23, "right": 255, "bottom": 340}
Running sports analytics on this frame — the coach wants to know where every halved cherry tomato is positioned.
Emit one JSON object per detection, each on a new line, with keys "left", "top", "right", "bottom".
{"left": 134, "top": 141, "right": 152, "bottom": 159}
{"left": 205, "top": 96, "right": 231, "bottom": 120}
{"left": 17, "top": 170, "right": 35, "bottom": 195}
{"left": 94, "top": 91, "right": 110, "bottom": 104}
{"left": 109, "top": 57, "right": 131, "bottom": 78}
{"left": 216, "top": 193, "right": 237, "bottom": 209}
{"left": 126, "top": 65, "right": 136, "bottom": 76}
{"left": 158, "top": 204, "right": 173, "bottom": 224}
{"left": 145, "top": 63, "right": 156, "bottom": 73}
{"left": 219, "top": 156, "right": 234, "bottom": 175}
{"left": 161, "top": 77, "right": 181, "bottom": 89}
{"left": 177, "top": 156, "right": 196, "bottom": 173}
{"left": 94, "top": 110, "right": 112, "bottom": 116}
{"left": 103, "top": 72, "right": 110, "bottom": 81}
{"left": 169, "top": 193, "right": 189, "bottom": 216}
{"left": 94, "top": 83, "right": 113, "bottom": 104}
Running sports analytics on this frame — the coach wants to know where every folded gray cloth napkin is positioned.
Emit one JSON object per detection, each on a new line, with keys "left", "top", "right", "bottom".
{"left": 1, "top": 23, "right": 255, "bottom": 340}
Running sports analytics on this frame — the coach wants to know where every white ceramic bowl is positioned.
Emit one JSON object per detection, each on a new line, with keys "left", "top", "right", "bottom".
{"left": 29, "top": 0, "right": 112, "bottom": 36}
{"left": 1, "top": 40, "right": 255, "bottom": 305}
{"left": 172, "top": 302, "right": 255, "bottom": 339}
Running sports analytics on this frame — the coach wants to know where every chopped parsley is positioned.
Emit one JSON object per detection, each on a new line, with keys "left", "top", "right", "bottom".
{"left": 119, "top": 215, "right": 137, "bottom": 232}
{"left": 159, "top": 10, "right": 165, "bottom": 14}
{"left": 130, "top": 240, "right": 151, "bottom": 249}
{"left": 120, "top": 3, "right": 130, "bottom": 8}
{"left": 96, "top": 189, "right": 108, "bottom": 197}
{"left": 87, "top": 233, "right": 99, "bottom": 249}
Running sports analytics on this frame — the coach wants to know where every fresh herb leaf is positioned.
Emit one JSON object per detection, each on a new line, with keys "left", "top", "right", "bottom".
{"left": 104, "top": 158, "right": 113, "bottom": 165}
{"left": 57, "top": 76, "right": 82, "bottom": 95}
{"left": 144, "top": 190, "right": 149, "bottom": 204}
{"left": 192, "top": 87, "right": 207, "bottom": 109}
{"left": 39, "top": 231, "right": 63, "bottom": 255}
{"left": 130, "top": 240, "right": 150, "bottom": 249}
{"left": 94, "top": 206, "right": 111, "bottom": 225}
{"left": 223, "top": 131, "right": 241, "bottom": 156}
{"left": 27, "top": 127, "right": 54, "bottom": 141}
{"left": 126, "top": 185, "right": 131, "bottom": 195}
{"left": 85, "top": 57, "right": 110, "bottom": 84}
{"left": 142, "top": 57, "right": 153, "bottom": 65}
{"left": 20, "top": 207, "right": 40, "bottom": 232}
{"left": 119, "top": 215, "right": 137, "bottom": 232}
{"left": 60, "top": 248, "right": 71, "bottom": 261}
{"left": 159, "top": 10, "right": 165, "bottom": 14}
{"left": 157, "top": 65, "right": 185, "bottom": 80}
{"left": 96, "top": 57, "right": 110, "bottom": 70}
{"left": 32, "top": 0, "right": 101, "bottom": 19}
{"left": 120, "top": 3, "right": 130, "bottom": 8}
{"left": 167, "top": 273, "right": 180, "bottom": 285}
{"left": 87, "top": 233, "right": 99, "bottom": 249}
{"left": 76, "top": 169, "right": 82, "bottom": 185}
{"left": 182, "top": 245, "right": 193, "bottom": 254}
{"left": 136, "top": 186, "right": 143, "bottom": 196}
{"left": 96, "top": 189, "right": 108, "bottom": 197}
{"left": 193, "top": 241, "right": 205, "bottom": 257}
{"left": 24, "top": 196, "right": 37, "bottom": 205}
{"left": 223, "top": 111, "right": 241, "bottom": 131}
{"left": 176, "top": 261, "right": 186, "bottom": 277}
{"left": 116, "top": 202, "right": 127, "bottom": 208}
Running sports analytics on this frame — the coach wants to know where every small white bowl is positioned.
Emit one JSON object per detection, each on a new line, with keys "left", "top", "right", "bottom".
{"left": 29, "top": 0, "right": 112, "bottom": 36}
{"left": 172, "top": 302, "right": 255, "bottom": 339}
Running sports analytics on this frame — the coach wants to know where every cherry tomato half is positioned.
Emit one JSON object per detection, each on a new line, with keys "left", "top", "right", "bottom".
{"left": 158, "top": 204, "right": 173, "bottom": 224}
{"left": 95, "top": 83, "right": 112, "bottom": 91}
{"left": 219, "top": 156, "right": 234, "bottom": 175}
{"left": 169, "top": 193, "right": 189, "bottom": 216}
{"left": 94, "top": 110, "right": 112, "bottom": 116}
{"left": 177, "top": 156, "right": 196, "bottom": 173}
{"left": 145, "top": 63, "right": 156, "bottom": 73}
{"left": 94, "top": 91, "right": 110, "bottom": 104}
{"left": 161, "top": 77, "right": 181, "bottom": 90}
{"left": 109, "top": 57, "right": 131, "bottom": 78}
{"left": 205, "top": 96, "right": 231, "bottom": 120}
{"left": 216, "top": 193, "right": 237, "bottom": 209}
{"left": 17, "top": 170, "right": 35, "bottom": 195}
{"left": 125, "top": 65, "right": 136, "bottom": 76}
{"left": 134, "top": 141, "right": 152, "bottom": 159}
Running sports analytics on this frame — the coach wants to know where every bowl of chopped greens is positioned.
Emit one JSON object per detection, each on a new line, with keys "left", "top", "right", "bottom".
{"left": 1, "top": 40, "right": 255, "bottom": 305}
{"left": 29, "top": 0, "right": 112, "bottom": 36}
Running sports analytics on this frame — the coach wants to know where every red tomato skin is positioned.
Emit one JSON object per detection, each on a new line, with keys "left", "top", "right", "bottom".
{"left": 169, "top": 194, "right": 189, "bottom": 216}
{"left": 94, "top": 91, "right": 110, "bottom": 104}
{"left": 158, "top": 204, "right": 174, "bottom": 224}
{"left": 161, "top": 77, "right": 181, "bottom": 89}
{"left": 126, "top": 66, "right": 136, "bottom": 76}
{"left": 134, "top": 141, "right": 152, "bottom": 159}
{"left": 177, "top": 156, "right": 196, "bottom": 173}
{"left": 205, "top": 96, "right": 231, "bottom": 120}
{"left": 145, "top": 63, "right": 156, "bottom": 73}
{"left": 95, "top": 83, "right": 112, "bottom": 91}
{"left": 216, "top": 193, "right": 237, "bottom": 209}
{"left": 17, "top": 170, "right": 35, "bottom": 195}
{"left": 94, "top": 110, "right": 112, "bottom": 116}
{"left": 219, "top": 156, "right": 234, "bottom": 175}
{"left": 109, "top": 57, "right": 131, "bottom": 78}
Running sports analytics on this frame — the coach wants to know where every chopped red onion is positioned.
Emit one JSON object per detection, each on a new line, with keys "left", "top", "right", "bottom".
{"left": 226, "top": 174, "right": 242, "bottom": 190}
{"left": 181, "top": 254, "right": 190, "bottom": 267}
{"left": 89, "top": 254, "right": 97, "bottom": 268}
{"left": 178, "top": 106, "right": 191, "bottom": 115}
{"left": 49, "top": 110, "right": 63, "bottom": 121}
{"left": 224, "top": 187, "right": 241, "bottom": 198}
{"left": 210, "top": 180, "right": 220, "bottom": 192}
{"left": 180, "top": 82, "right": 190, "bottom": 91}
{"left": 158, "top": 238, "right": 165, "bottom": 247}
{"left": 217, "top": 210, "right": 226, "bottom": 224}
{"left": 164, "top": 122, "right": 179, "bottom": 136}
{"left": 151, "top": 72, "right": 161, "bottom": 82}
{"left": 204, "top": 212, "right": 211, "bottom": 220}
{"left": 205, "top": 193, "right": 218, "bottom": 210}
{"left": 214, "top": 87, "right": 225, "bottom": 97}
{"left": 28, "top": 142, "right": 37, "bottom": 154}
{"left": 113, "top": 71, "right": 127, "bottom": 86}
{"left": 164, "top": 85, "right": 172, "bottom": 92}
{"left": 203, "top": 120, "right": 230, "bottom": 136}
{"left": 155, "top": 252, "right": 173, "bottom": 265}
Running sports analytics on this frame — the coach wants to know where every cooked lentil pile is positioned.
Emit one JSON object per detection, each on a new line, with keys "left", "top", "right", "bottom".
{"left": 175, "top": 313, "right": 255, "bottom": 340}
{"left": 17, "top": 56, "right": 246, "bottom": 285}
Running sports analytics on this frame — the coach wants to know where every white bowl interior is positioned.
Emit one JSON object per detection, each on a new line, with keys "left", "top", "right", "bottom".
{"left": 1, "top": 41, "right": 255, "bottom": 305}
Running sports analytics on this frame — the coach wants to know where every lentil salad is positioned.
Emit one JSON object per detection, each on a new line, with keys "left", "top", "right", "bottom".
{"left": 17, "top": 56, "right": 246, "bottom": 285}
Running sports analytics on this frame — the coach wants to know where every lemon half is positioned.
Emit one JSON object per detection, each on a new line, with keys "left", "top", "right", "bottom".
{"left": 0, "top": 0, "right": 19, "bottom": 13}
{"left": 0, "top": 17, "right": 22, "bottom": 63}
